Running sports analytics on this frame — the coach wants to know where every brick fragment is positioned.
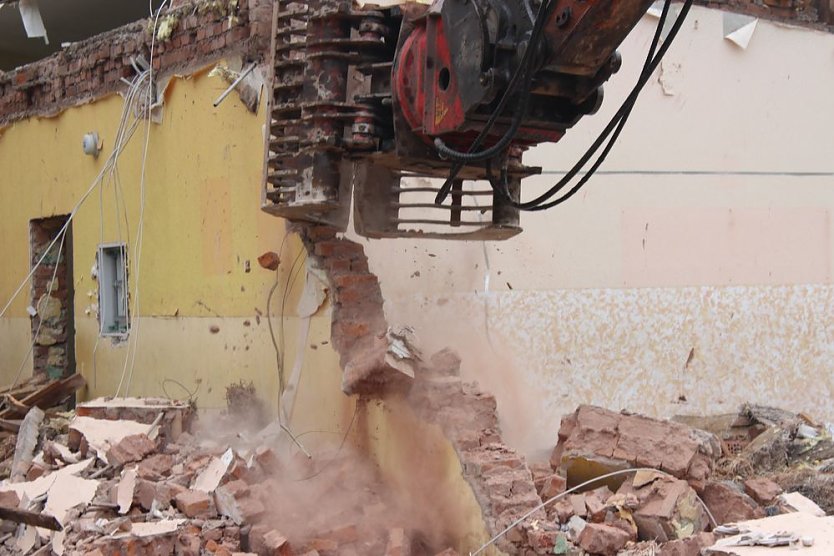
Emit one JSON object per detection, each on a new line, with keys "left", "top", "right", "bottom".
{"left": 620, "top": 475, "right": 709, "bottom": 542}
{"left": 701, "top": 481, "right": 765, "bottom": 525}
{"left": 658, "top": 532, "right": 716, "bottom": 556}
{"left": 743, "top": 477, "right": 783, "bottom": 506}
{"left": 176, "top": 527, "right": 202, "bottom": 556}
{"left": 577, "top": 523, "right": 630, "bottom": 556}
{"left": 0, "top": 490, "right": 20, "bottom": 507}
{"left": 384, "top": 528, "right": 411, "bottom": 556}
{"left": 250, "top": 528, "right": 292, "bottom": 556}
{"left": 257, "top": 252, "right": 280, "bottom": 270}
{"left": 215, "top": 480, "right": 264, "bottom": 525}
{"left": 539, "top": 473, "right": 567, "bottom": 500}
{"left": 175, "top": 489, "right": 215, "bottom": 518}
{"left": 254, "top": 446, "right": 282, "bottom": 473}
{"left": 107, "top": 433, "right": 157, "bottom": 466}
{"left": 138, "top": 453, "right": 175, "bottom": 480}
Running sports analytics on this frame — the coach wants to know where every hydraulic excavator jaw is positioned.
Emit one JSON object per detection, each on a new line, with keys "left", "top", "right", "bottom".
{"left": 263, "top": 0, "right": 655, "bottom": 239}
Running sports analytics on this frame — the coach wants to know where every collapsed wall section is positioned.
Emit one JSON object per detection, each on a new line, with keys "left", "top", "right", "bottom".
{"left": 0, "top": 0, "right": 272, "bottom": 126}
{"left": 298, "top": 224, "right": 554, "bottom": 554}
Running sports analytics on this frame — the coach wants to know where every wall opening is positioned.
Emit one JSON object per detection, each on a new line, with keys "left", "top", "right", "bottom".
{"left": 29, "top": 215, "right": 75, "bottom": 380}
{"left": 97, "top": 243, "right": 129, "bottom": 337}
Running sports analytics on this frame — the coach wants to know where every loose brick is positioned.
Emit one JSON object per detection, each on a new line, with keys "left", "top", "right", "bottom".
{"left": 107, "top": 433, "right": 157, "bottom": 466}
{"left": 175, "top": 489, "right": 215, "bottom": 518}
{"left": 577, "top": 523, "right": 630, "bottom": 556}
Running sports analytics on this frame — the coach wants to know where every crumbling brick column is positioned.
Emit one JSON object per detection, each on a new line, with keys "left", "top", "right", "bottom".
{"left": 297, "top": 225, "right": 413, "bottom": 395}
{"left": 409, "top": 350, "right": 555, "bottom": 554}
{"left": 297, "top": 225, "right": 550, "bottom": 552}
{"left": 29, "top": 216, "right": 75, "bottom": 379}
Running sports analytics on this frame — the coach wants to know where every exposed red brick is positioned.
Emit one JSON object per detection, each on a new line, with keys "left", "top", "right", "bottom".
{"left": 107, "top": 433, "right": 157, "bottom": 466}
{"left": 137, "top": 453, "right": 176, "bottom": 480}
{"left": 537, "top": 473, "right": 567, "bottom": 500}
{"left": 175, "top": 489, "right": 215, "bottom": 518}
{"left": 250, "top": 527, "right": 292, "bottom": 556}
{"left": 0, "top": 0, "right": 269, "bottom": 125}
{"left": 551, "top": 405, "right": 721, "bottom": 487}
{"left": 577, "top": 523, "right": 630, "bottom": 556}
{"left": 701, "top": 481, "right": 765, "bottom": 525}
{"left": 743, "top": 477, "right": 783, "bottom": 506}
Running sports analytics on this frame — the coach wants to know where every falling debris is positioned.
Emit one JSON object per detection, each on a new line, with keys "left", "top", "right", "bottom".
{"left": 18, "top": 0, "right": 49, "bottom": 44}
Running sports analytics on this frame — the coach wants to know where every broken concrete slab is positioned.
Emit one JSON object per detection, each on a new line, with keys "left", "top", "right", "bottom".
{"left": 11, "top": 406, "right": 44, "bottom": 481}
{"left": 116, "top": 466, "right": 137, "bottom": 514}
{"left": 43, "top": 471, "right": 99, "bottom": 525}
{"left": 192, "top": 448, "right": 233, "bottom": 493}
{"left": 777, "top": 491, "right": 825, "bottom": 517}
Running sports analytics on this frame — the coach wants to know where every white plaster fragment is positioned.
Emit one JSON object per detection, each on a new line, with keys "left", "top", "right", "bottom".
{"left": 69, "top": 416, "right": 153, "bottom": 464}
{"left": 19, "top": 0, "right": 48, "bottom": 44}
{"left": 116, "top": 467, "right": 137, "bottom": 514}
{"left": 724, "top": 13, "right": 758, "bottom": 49}
{"left": 192, "top": 449, "right": 233, "bottom": 493}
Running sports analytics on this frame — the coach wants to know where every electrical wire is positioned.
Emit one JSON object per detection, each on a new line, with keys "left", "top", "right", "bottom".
{"left": 264, "top": 232, "right": 311, "bottom": 458}
{"left": 469, "top": 467, "right": 718, "bottom": 556}
{"left": 121, "top": 0, "right": 170, "bottom": 397}
{"left": 292, "top": 403, "right": 359, "bottom": 482}
{"left": 278, "top": 249, "right": 308, "bottom": 381}
{"left": 161, "top": 377, "right": 199, "bottom": 403}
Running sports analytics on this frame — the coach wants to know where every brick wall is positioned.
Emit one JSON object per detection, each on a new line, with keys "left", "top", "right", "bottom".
{"left": 410, "top": 350, "right": 558, "bottom": 555}
{"left": 0, "top": 0, "right": 272, "bottom": 126}
{"left": 298, "top": 225, "right": 415, "bottom": 395}
{"left": 695, "top": 0, "right": 833, "bottom": 28}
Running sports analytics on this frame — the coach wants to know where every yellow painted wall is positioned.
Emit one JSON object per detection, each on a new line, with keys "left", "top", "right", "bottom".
{"left": 358, "top": 396, "right": 497, "bottom": 555}
{"left": 0, "top": 58, "right": 506, "bottom": 554}
{"left": 0, "top": 65, "right": 346, "bottom": 430}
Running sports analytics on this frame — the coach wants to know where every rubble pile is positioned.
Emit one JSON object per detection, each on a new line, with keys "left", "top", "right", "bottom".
{"left": 0, "top": 393, "right": 461, "bottom": 556}
{"left": 524, "top": 404, "right": 834, "bottom": 556}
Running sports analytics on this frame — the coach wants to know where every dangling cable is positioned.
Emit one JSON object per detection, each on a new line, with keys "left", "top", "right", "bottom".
{"left": 494, "top": 0, "right": 690, "bottom": 211}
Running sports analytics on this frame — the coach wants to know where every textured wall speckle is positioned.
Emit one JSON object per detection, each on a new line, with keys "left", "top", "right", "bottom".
{"left": 383, "top": 285, "right": 834, "bottom": 459}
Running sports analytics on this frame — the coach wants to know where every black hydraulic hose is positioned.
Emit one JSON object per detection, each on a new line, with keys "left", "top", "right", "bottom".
{"left": 515, "top": 0, "right": 672, "bottom": 211}
{"left": 433, "top": 65, "right": 535, "bottom": 163}
{"left": 508, "top": 0, "right": 691, "bottom": 210}
{"left": 433, "top": 0, "right": 555, "bottom": 203}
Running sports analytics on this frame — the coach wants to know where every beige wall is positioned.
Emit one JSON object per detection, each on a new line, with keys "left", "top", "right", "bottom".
{"left": 353, "top": 8, "right": 834, "bottom": 458}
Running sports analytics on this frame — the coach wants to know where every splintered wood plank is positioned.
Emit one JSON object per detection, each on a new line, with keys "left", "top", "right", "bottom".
{"left": 0, "top": 505, "right": 62, "bottom": 530}
{"left": 0, "top": 374, "right": 86, "bottom": 419}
